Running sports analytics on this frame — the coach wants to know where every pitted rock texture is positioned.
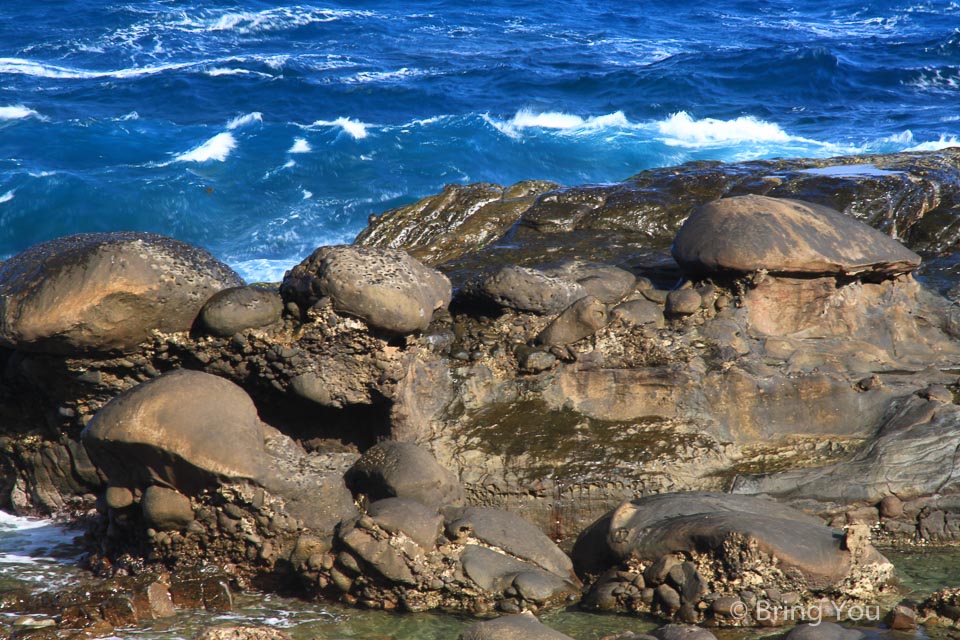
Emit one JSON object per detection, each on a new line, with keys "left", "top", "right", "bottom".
{"left": 0, "top": 232, "right": 243, "bottom": 354}
{"left": 672, "top": 195, "right": 921, "bottom": 278}
{"left": 281, "top": 245, "right": 451, "bottom": 334}
{"left": 81, "top": 369, "right": 266, "bottom": 494}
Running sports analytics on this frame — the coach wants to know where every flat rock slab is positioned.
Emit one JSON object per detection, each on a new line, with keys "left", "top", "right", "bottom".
{"left": 0, "top": 232, "right": 243, "bottom": 354}
{"left": 672, "top": 195, "right": 920, "bottom": 277}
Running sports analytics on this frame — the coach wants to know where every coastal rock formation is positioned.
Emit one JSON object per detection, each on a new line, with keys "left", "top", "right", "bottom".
{"left": 281, "top": 245, "right": 451, "bottom": 334}
{"left": 573, "top": 493, "right": 893, "bottom": 626}
{"left": 0, "top": 232, "right": 243, "bottom": 354}
{"left": 302, "top": 443, "right": 580, "bottom": 614}
{"left": 671, "top": 195, "right": 921, "bottom": 277}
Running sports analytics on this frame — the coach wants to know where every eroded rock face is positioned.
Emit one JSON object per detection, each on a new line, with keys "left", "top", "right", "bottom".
{"left": 281, "top": 245, "right": 451, "bottom": 334}
{"left": 81, "top": 369, "right": 266, "bottom": 494}
{"left": 573, "top": 493, "right": 893, "bottom": 626}
{"left": 0, "top": 232, "right": 243, "bottom": 354}
{"left": 672, "top": 195, "right": 921, "bottom": 278}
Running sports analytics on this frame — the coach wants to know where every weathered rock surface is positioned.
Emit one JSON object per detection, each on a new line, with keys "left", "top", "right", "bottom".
{"left": 783, "top": 622, "right": 865, "bottom": 640}
{"left": 345, "top": 441, "right": 465, "bottom": 510}
{"left": 199, "top": 286, "right": 283, "bottom": 337}
{"left": 573, "top": 493, "right": 893, "bottom": 626}
{"left": 672, "top": 195, "right": 921, "bottom": 278}
{"left": 0, "top": 232, "right": 243, "bottom": 354}
{"left": 281, "top": 245, "right": 451, "bottom": 334}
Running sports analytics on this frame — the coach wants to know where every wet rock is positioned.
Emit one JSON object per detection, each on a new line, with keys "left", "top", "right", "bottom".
{"left": 470, "top": 265, "right": 587, "bottom": 314}
{"left": 0, "top": 232, "right": 243, "bottom": 354}
{"left": 281, "top": 245, "right": 451, "bottom": 334}
{"left": 885, "top": 603, "right": 917, "bottom": 630}
{"left": 672, "top": 195, "right": 920, "bottom": 278}
{"left": 82, "top": 369, "right": 265, "bottom": 494}
{"left": 535, "top": 296, "right": 609, "bottom": 346}
{"left": 141, "top": 485, "right": 194, "bottom": 531}
{"left": 458, "top": 612, "right": 575, "bottom": 640}
{"left": 345, "top": 441, "right": 466, "bottom": 510}
{"left": 783, "top": 621, "right": 864, "bottom": 640}
{"left": 199, "top": 286, "right": 283, "bottom": 337}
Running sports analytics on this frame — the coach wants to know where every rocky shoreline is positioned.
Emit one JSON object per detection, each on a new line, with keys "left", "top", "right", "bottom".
{"left": 4, "top": 149, "right": 960, "bottom": 638}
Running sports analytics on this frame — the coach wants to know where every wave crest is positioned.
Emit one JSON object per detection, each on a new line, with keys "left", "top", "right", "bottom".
{"left": 174, "top": 132, "right": 237, "bottom": 163}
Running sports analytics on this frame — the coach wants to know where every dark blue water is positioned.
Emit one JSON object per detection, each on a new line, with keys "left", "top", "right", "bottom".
{"left": 1, "top": 1, "right": 958, "bottom": 281}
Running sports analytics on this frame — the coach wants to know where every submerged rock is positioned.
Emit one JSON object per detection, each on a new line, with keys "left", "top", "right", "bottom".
{"left": 0, "top": 232, "right": 243, "bottom": 354}
{"left": 672, "top": 195, "right": 921, "bottom": 278}
{"left": 281, "top": 245, "right": 451, "bottom": 334}
{"left": 458, "top": 612, "right": 575, "bottom": 640}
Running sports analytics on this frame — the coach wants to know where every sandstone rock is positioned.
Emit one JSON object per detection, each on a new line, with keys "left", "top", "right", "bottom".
{"left": 82, "top": 370, "right": 265, "bottom": 494}
{"left": 345, "top": 441, "right": 465, "bottom": 509}
{"left": 611, "top": 299, "right": 665, "bottom": 327}
{"left": 672, "top": 195, "right": 921, "bottom": 278}
{"left": 543, "top": 261, "right": 637, "bottom": 304}
{"left": 458, "top": 612, "right": 575, "bottom": 640}
{"left": 783, "top": 621, "right": 864, "bottom": 640}
{"left": 878, "top": 495, "right": 904, "bottom": 518}
{"left": 281, "top": 245, "right": 451, "bottom": 334}
{"left": 199, "top": 286, "right": 283, "bottom": 337}
{"left": 470, "top": 265, "right": 587, "bottom": 314}
{"left": 535, "top": 296, "right": 608, "bottom": 346}
{"left": 0, "top": 232, "right": 243, "bottom": 354}
{"left": 141, "top": 485, "right": 194, "bottom": 531}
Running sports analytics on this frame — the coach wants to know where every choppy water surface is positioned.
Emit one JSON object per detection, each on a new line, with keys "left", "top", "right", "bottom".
{"left": 1, "top": 1, "right": 959, "bottom": 281}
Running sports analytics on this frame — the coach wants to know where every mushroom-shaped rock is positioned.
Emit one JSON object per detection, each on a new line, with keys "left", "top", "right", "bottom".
{"left": 82, "top": 370, "right": 266, "bottom": 494}
{"left": 345, "top": 441, "right": 465, "bottom": 510}
{"left": 572, "top": 492, "right": 893, "bottom": 625}
{"left": 199, "top": 286, "right": 283, "bottom": 337}
{"left": 281, "top": 245, "right": 451, "bottom": 334}
{"left": 458, "top": 612, "right": 575, "bottom": 640}
{"left": 671, "top": 195, "right": 920, "bottom": 278}
{"left": 0, "top": 232, "right": 243, "bottom": 354}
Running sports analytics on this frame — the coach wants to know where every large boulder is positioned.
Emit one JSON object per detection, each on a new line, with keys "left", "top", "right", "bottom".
{"left": 281, "top": 245, "right": 451, "bottom": 334}
{"left": 82, "top": 369, "right": 266, "bottom": 494}
{"left": 0, "top": 232, "right": 243, "bottom": 354}
{"left": 672, "top": 195, "right": 921, "bottom": 278}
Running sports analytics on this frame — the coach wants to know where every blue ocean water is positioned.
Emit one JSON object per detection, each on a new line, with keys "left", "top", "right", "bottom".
{"left": 1, "top": 1, "right": 958, "bottom": 282}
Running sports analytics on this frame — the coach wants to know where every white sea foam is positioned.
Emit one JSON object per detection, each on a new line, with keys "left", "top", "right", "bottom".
{"left": 655, "top": 111, "right": 803, "bottom": 146}
{"left": 0, "top": 56, "right": 199, "bottom": 80}
{"left": 0, "top": 190, "right": 15, "bottom": 204}
{"left": 486, "top": 109, "right": 632, "bottom": 138}
{"left": 205, "top": 7, "right": 374, "bottom": 34}
{"left": 174, "top": 132, "right": 236, "bottom": 163}
{"left": 0, "top": 105, "right": 40, "bottom": 121}
{"left": 0, "top": 511, "right": 81, "bottom": 565}
{"left": 346, "top": 67, "right": 429, "bottom": 84}
{"left": 227, "top": 112, "right": 263, "bottom": 130}
{"left": 313, "top": 117, "right": 370, "bottom": 140}
{"left": 906, "top": 135, "right": 960, "bottom": 151}
{"left": 231, "top": 258, "right": 300, "bottom": 284}
{"left": 302, "top": 190, "right": 313, "bottom": 200}
{"left": 289, "top": 138, "right": 312, "bottom": 153}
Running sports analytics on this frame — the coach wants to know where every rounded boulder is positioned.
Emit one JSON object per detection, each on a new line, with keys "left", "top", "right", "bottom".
{"left": 199, "top": 286, "right": 283, "bottom": 337}
{"left": 671, "top": 195, "right": 921, "bottom": 278}
{"left": 82, "top": 370, "right": 266, "bottom": 494}
{"left": 281, "top": 245, "right": 451, "bottom": 334}
{"left": 0, "top": 232, "right": 243, "bottom": 354}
